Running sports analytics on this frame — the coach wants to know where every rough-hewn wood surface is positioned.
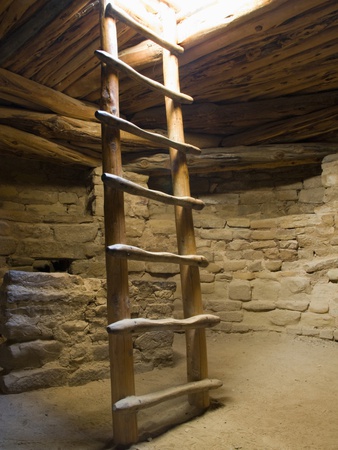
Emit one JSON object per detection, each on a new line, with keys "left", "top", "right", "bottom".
{"left": 1, "top": 0, "right": 338, "bottom": 170}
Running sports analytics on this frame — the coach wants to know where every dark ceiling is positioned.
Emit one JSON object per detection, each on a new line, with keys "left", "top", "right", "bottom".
{"left": 1, "top": 0, "right": 338, "bottom": 173}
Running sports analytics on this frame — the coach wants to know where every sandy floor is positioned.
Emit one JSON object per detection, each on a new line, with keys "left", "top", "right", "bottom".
{"left": 1, "top": 331, "right": 338, "bottom": 450}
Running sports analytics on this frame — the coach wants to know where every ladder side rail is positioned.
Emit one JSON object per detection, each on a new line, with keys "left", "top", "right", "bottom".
{"left": 99, "top": 0, "right": 138, "bottom": 445}
{"left": 106, "top": 2, "right": 183, "bottom": 55}
{"left": 161, "top": 3, "right": 210, "bottom": 410}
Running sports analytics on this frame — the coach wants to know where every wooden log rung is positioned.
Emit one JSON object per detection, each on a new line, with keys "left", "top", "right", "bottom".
{"left": 113, "top": 378, "right": 223, "bottom": 413}
{"left": 102, "top": 173, "right": 205, "bottom": 210}
{"left": 107, "top": 314, "right": 220, "bottom": 334}
{"left": 106, "top": 244, "right": 209, "bottom": 267}
{"left": 95, "top": 110, "right": 201, "bottom": 155}
{"left": 95, "top": 50, "right": 193, "bottom": 104}
{"left": 105, "top": 2, "right": 184, "bottom": 55}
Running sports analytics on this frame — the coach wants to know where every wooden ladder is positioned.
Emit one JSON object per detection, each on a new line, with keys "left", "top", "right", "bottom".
{"left": 96, "top": 1, "right": 222, "bottom": 446}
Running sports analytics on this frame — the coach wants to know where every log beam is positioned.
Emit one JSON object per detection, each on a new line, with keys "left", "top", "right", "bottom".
{"left": 0, "top": 124, "right": 97, "bottom": 166}
{"left": 123, "top": 143, "right": 338, "bottom": 175}
{"left": 0, "top": 68, "right": 97, "bottom": 121}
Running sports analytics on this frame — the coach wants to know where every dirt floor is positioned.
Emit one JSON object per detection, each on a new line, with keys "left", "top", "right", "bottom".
{"left": 1, "top": 331, "right": 338, "bottom": 450}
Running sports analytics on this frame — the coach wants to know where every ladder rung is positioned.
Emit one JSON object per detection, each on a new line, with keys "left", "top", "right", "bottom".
{"left": 102, "top": 173, "right": 205, "bottom": 210}
{"left": 107, "top": 314, "right": 220, "bottom": 334}
{"left": 95, "top": 50, "right": 193, "bottom": 104}
{"left": 95, "top": 110, "right": 201, "bottom": 155}
{"left": 113, "top": 378, "right": 223, "bottom": 413}
{"left": 106, "top": 2, "right": 184, "bottom": 55}
{"left": 107, "top": 244, "right": 209, "bottom": 267}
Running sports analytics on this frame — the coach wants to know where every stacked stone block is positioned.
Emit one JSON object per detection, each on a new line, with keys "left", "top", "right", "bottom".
{"left": 0, "top": 271, "right": 175, "bottom": 393}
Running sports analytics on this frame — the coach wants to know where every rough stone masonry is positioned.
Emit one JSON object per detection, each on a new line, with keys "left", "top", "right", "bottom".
{"left": 1, "top": 152, "right": 338, "bottom": 392}
{"left": 0, "top": 271, "right": 175, "bottom": 393}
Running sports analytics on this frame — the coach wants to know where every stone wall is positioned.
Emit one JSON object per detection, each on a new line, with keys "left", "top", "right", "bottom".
{"left": 2, "top": 152, "right": 338, "bottom": 393}
{"left": 0, "top": 155, "right": 96, "bottom": 281}
{"left": 171, "top": 156, "right": 338, "bottom": 341}
{"left": 0, "top": 271, "right": 175, "bottom": 393}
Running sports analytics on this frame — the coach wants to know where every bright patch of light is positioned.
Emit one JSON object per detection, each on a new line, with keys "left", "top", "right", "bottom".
{"left": 176, "top": 0, "right": 270, "bottom": 42}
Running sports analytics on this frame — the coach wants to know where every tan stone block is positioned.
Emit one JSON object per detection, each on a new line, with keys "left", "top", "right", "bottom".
{"left": 145, "top": 262, "right": 179, "bottom": 274}
{"left": 201, "top": 282, "right": 215, "bottom": 294}
{"left": 251, "top": 240, "right": 276, "bottom": 249}
{"left": 242, "top": 301, "right": 276, "bottom": 312}
{"left": 228, "top": 239, "right": 250, "bottom": 251}
{"left": 279, "top": 240, "right": 298, "bottom": 249}
{"left": 247, "top": 260, "right": 263, "bottom": 272}
{"left": 53, "top": 224, "right": 98, "bottom": 243}
{"left": 214, "top": 321, "right": 232, "bottom": 332}
{"left": 299, "top": 187, "right": 324, "bottom": 204}
{"left": 275, "top": 190, "right": 298, "bottom": 201}
{"left": 217, "top": 311, "right": 243, "bottom": 322}
{"left": 301, "top": 328, "right": 320, "bottom": 337}
{"left": 233, "top": 272, "right": 255, "bottom": 280}
{"left": 309, "top": 299, "right": 329, "bottom": 314}
{"left": 2, "top": 201, "right": 25, "bottom": 211}
{"left": 59, "top": 192, "right": 78, "bottom": 204}
{"left": 227, "top": 218, "right": 250, "bottom": 228}
{"left": 0, "top": 185, "right": 19, "bottom": 199}
{"left": 279, "top": 249, "right": 297, "bottom": 261}
{"left": 206, "top": 262, "right": 224, "bottom": 273}
{"left": 0, "top": 340, "right": 63, "bottom": 371}
{"left": 305, "top": 257, "right": 338, "bottom": 273}
{"left": 0, "top": 366, "right": 68, "bottom": 394}
{"left": 231, "top": 323, "right": 250, "bottom": 333}
{"left": 26, "top": 203, "right": 66, "bottom": 215}
{"left": 194, "top": 215, "right": 225, "bottom": 228}
{"left": 279, "top": 277, "right": 311, "bottom": 295}
{"left": 229, "top": 280, "right": 251, "bottom": 301}
{"left": 275, "top": 228, "right": 296, "bottom": 240}
{"left": 200, "top": 272, "right": 215, "bottom": 283}
{"left": 275, "top": 300, "right": 309, "bottom": 312}
{"left": 0, "top": 237, "right": 17, "bottom": 255}
{"left": 147, "top": 218, "right": 176, "bottom": 234}
{"left": 125, "top": 217, "right": 145, "bottom": 237}
{"left": 240, "top": 190, "right": 275, "bottom": 205}
{"left": 0, "top": 220, "right": 10, "bottom": 236}
{"left": 319, "top": 329, "right": 334, "bottom": 340}
{"left": 241, "top": 311, "right": 270, "bottom": 331}
{"left": 269, "top": 310, "right": 301, "bottom": 326}
{"left": 250, "top": 218, "right": 278, "bottom": 229}
{"left": 300, "top": 312, "right": 334, "bottom": 328}
{"left": 232, "top": 229, "right": 252, "bottom": 239}
{"left": 243, "top": 249, "right": 264, "bottom": 259}
{"left": 251, "top": 230, "right": 277, "bottom": 240}
{"left": 252, "top": 278, "right": 280, "bottom": 301}
{"left": 264, "top": 260, "right": 282, "bottom": 271}
{"left": 278, "top": 214, "right": 320, "bottom": 229}
{"left": 199, "top": 228, "right": 232, "bottom": 240}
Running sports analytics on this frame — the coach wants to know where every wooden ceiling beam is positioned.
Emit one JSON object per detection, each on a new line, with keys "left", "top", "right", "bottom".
{"left": 123, "top": 143, "right": 338, "bottom": 175}
{"left": 0, "top": 124, "right": 99, "bottom": 167}
{"left": 0, "top": 0, "right": 91, "bottom": 67}
{"left": 131, "top": 91, "right": 338, "bottom": 136}
{"left": 0, "top": 68, "right": 97, "bottom": 121}
{"left": 221, "top": 104, "right": 338, "bottom": 147}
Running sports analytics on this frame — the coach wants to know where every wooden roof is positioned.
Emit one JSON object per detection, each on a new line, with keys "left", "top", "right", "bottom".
{"left": 1, "top": 0, "right": 338, "bottom": 174}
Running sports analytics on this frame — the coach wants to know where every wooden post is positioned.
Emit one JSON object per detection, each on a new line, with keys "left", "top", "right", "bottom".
{"left": 99, "top": 0, "right": 138, "bottom": 445}
{"left": 161, "top": 3, "right": 210, "bottom": 410}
